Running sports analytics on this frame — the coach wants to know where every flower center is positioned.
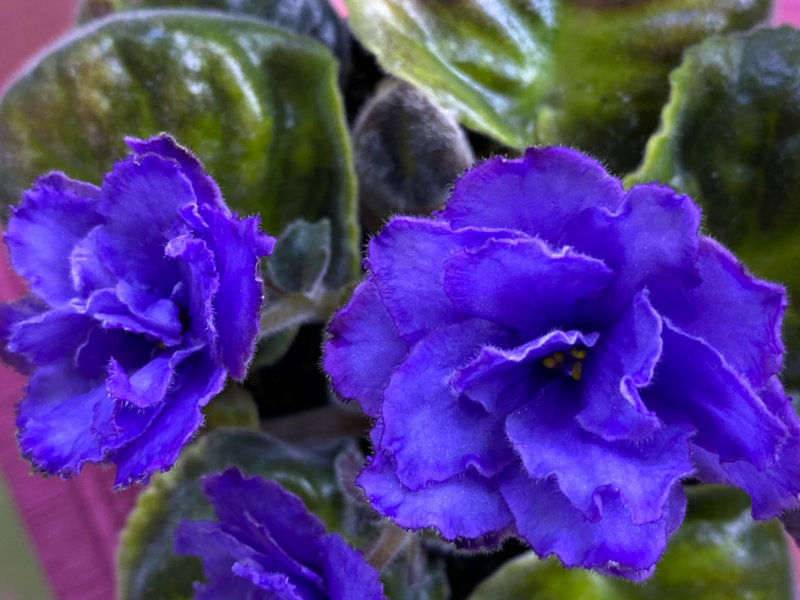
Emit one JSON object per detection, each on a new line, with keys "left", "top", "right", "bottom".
{"left": 541, "top": 347, "right": 587, "bottom": 381}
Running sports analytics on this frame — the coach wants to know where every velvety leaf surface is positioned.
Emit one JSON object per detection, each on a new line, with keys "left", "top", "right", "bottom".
{"left": 0, "top": 11, "right": 358, "bottom": 291}
{"left": 468, "top": 486, "right": 793, "bottom": 600}
{"left": 266, "top": 219, "right": 332, "bottom": 296}
{"left": 76, "top": 0, "right": 351, "bottom": 71}
{"left": 200, "top": 384, "right": 259, "bottom": 431}
{"left": 628, "top": 27, "right": 800, "bottom": 383}
{"left": 118, "top": 429, "right": 448, "bottom": 600}
{"left": 344, "top": 0, "right": 770, "bottom": 172}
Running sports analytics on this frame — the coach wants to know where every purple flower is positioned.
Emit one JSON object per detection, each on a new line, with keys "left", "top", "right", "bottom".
{"left": 323, "top": 147, "right": 798, "bottom": 580}
{"left": 174, "top": 468, "right": 385, "bottom": 600}
{"left": 0, "top": 135, "right": 274, "bottom": 486}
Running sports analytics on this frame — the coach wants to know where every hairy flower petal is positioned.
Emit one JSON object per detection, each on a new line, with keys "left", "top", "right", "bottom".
{"left": 648, "top": 322, "right": 786, "bottom": 469}
{"left": 506, "top": 379, "right": 692, "bottom": 524}
{"left": 499, "top": 466, "right": 686, "bottom": 581}
{"left": 17, "top": 360, "right": 106, "bottom": 476}
{"left": 322, "top": 535, "right": 384, "bottom": 600}
{"left": 443, "top": 237, "right": 613, "bottom": 340}
{"left": 576, "top": 290, "right": 662, "bottom": 441}
{"left": 5, "top": 173, "right": 103, "bottom": 305}
{"left": 381, "top": 319, "right": 515, "bottom": 489}
{"left": 324, "top": 145, "right": 796, "bottom": 580}
{"left": 453, "top": 329, "right": 599, "bottom": 414}
{"left": 438, "top": 146, "right": 624, "bottom": 243}
{"left": 324, "top": 275, "right": 409, "bottom": 417}
{"left": 653, "top": 237, "right": 785, "bottom": 389}
{"left": 184, "top": 204, "right": 274, "bottom": 380}
{"left": 112, "top": 349, "right": 226, "bottom": 487}
{"left": 367, "top": 217, "right": 523, "bottom": 345}
{"left": 357, "top": 451, "right": 513, "bottom": 541}
{"left": 7, "top": 307, "right": 94, "bottom": 365}
{"left": 125, "top": 135, "right": 230, "bottom": 215}
{"left": 96, "top": 153, "right": 194, "bottom": 295}
{"left": 1, "top": 136, "right": 274, "bottom": 484}
{"left": 691, "top": 377, "right": 800, "bottom": 519}
{"left": 563, "top": 183, "right": 701, "bottom": 322}
{"left": 69, "top": 226, "right": 114, "bottom": 297}
{"left": 176, "top": 469, "right": 385, "bottom": 600}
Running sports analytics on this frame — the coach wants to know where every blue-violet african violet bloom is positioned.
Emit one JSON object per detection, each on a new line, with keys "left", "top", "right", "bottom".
{"left": 324, "top": 147, "right": 799, "bottom": 580}
{"left": 0, "top": 135, "right": 274, "bottom": 486}
{"left": 175, "top": 468, "right": 385, "bottom": 600}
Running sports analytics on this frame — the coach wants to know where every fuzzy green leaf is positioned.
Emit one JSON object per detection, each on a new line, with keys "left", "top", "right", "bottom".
{"left": 345, "top": 0, "right": 770, "bottom": 172}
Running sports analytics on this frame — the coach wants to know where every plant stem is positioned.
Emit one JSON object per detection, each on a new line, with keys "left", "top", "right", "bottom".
{"left": 364, "top": 523, "right": 412, "bottom": 571}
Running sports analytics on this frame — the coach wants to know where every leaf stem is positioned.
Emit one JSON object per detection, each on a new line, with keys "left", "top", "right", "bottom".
{"left": 364, "top": 523, "right": 412, "bottom": 571}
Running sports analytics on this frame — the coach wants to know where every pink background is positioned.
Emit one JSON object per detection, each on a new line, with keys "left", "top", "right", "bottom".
{"left": 0, "top": 1, "right": 797, "bottom": 598}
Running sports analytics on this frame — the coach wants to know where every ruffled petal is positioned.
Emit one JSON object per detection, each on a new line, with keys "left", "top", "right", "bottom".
{"left": 91, "top": 393, "right": 162, "bottom": 453}
{"left": 653, "top": 237, "right": 785, "bottom": 389}
{"left": 452, "top": 329, "right": 599, "bottom": 413}
{"left": 231, "top": 560, "right": 304, "bottom": 599}
{"left": 357, "top": 451, "right": 513, "bottom": 541}
{"left": 79, "top": 285, "right": 182, "bottom": 347}
{"left": 5, "top": 172, "right": 103, "bottom": 305}
{"left": 0, "top": 295, "right": 48, "bottom": 373}
{"left": 506, "top": 380, "right": 693, "bottom": 524}
{"left": 498, "top": 466, "right": 686, "bottom": 580}
{"left": 437, "top": 147, "right": 624, "bottom": 243}
{"left": 182, "top": 204, "right": 275, "bottom": 380}
{"left": 69, "top": 226, "right": 115, "bottom": 297}
{"left": 646, "top": 321, "right": 786, "bottom": 469}
{"left": 322, "top": 534, "right": 384, "bottom": 600}
{"left": 380, "top": 319, "right": 516, "bottom": 489}
{"left": 95, "top": 153, "right": 194, "bottom": 295}
{"left": 202, "top": 469, "right": 327, "bottom": 573}
{"left": 563, "top": 183, "right": 701, "bottom": 322}
{"left": 576, "top": 290, "right": 662, "bottom": 441}
{"left": 442, "top": 237, "right": 613, "bottom": 340}
{"left": 173, "top": 520, "right": 263, "bottom": 597}
{"left": 112, "top": 349, "right": 226, "bottom": 487}
{"left": 165, "top": 234, "right": 219, "bottom": 348}
{"left": 692, "top": 377, "right": 800, "bottom": 520}
{"left": 6, "top": 306, "right": 93, "bottom": 366}
{"left": 16, "top": 360, "right": 105, "bottom": 476}
{"left": 367, "top": 217, "right": 523, "bottom": 345}
{"left": 75, "top": 327, "right": 154, "bottom": 379}
{"left": 324, "top": 275, "right": 409, "bottom": 417}
{"left": 125, "top": 135, "right": 230, "bottom": 215}
{"left": 106, "top": 350, "right": 180, "bottom": 409}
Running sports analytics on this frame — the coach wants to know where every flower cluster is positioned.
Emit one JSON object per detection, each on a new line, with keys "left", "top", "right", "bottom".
{"left": 324, "top": 147, "right": 798, "bottom": 579}
{"left": 0, "top": 135, "right": 274, "bottom": 486}
{"left": 174, "top": 468, "right": 385, "bottom": 600}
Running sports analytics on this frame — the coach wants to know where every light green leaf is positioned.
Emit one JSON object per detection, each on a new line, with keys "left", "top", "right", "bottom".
{"left": 345, "top": 0, "right": 770, "bottom": 171}
{"left": 267, "top": 218, "right": 332, "bottom": 296}
{"left": 76, "top": 0, "right": 351, "bottom": 71}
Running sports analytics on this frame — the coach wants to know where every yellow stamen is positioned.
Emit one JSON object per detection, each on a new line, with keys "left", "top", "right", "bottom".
{"left": 570, "top": 348, "right": 587, "bottom": 360}
{"left": 553, "top": 351, "right": 564, "bottom": 364}
{"left": 571, "top": 362, "right": 582, "bottom": 381}
{"left": 542, "top": 356, "right": 556, "bottom": 369}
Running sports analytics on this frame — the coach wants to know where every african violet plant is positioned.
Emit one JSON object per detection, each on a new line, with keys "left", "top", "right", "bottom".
{"left": 1, "top": 0, "right": 800, "bottom": 598}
